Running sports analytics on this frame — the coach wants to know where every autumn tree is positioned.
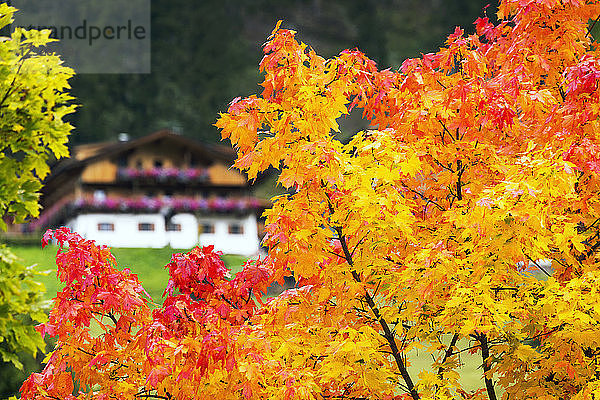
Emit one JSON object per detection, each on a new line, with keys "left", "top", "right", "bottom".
{"left": 0, "top": 0, "right": 74, "bottom": 384}
{"left": 20, "top": 0, "right": 600, "bottom": 399}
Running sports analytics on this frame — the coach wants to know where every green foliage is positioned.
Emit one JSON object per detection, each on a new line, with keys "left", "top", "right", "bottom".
{"left": 0, "top": 351, "right": 43, "bottom": 399}
{"left": 0, "top": 2, "right": 74, "bottom": 382}
{"left": 0, "top": 235, "right": 44, "bottom": 247}
{"left": 0, "top": 245, "right": 47, "bottom": 370}
{"left": 0, "top": 4, "right": 75, "bottom": 228}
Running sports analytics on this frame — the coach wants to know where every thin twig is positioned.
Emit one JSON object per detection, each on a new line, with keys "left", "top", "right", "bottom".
{"left": 437, "top": 333, "right": 460, "bottom": 377}
{"left": 524, "top": 254, "right": 552, "bottom": 277}
{"left": 587, "top": 14, "right": 600, "bottom": 38}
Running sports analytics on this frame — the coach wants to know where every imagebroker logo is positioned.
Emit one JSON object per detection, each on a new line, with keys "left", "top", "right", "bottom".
{"left": 12, "top": 0, "right": 150, "bottom": 74}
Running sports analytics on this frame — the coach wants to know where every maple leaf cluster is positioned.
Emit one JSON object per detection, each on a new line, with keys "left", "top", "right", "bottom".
{"left": 21, "top": 228, "right": 274, "bottom": 399}
{"left": 20, "top": 1, "right": 600, "bottom": 399}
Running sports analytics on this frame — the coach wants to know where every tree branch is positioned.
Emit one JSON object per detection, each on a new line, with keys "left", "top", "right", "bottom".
{"left": 456, "top": 159, "right": 464, "bottom": 201}
{"left": 587, "top": 14, "right": 600, "bottom": 38}
{"left": 584, "top": 239, "right": 600, "bottom": 260}
{"left": 437, "top": 333, "right": 460, "bottom": 377}
{"left": 402, "top": 184, "right": 446, "bottom": 212}
{"left": 0, "top": 50, "right": 29, "bottom": 110}
{"left": 202, "top": 278, "right": 249, "bottom": 322}
{"left": 578, "top": 217, "right": 600, "bottom": 233}
{"left": 135, "top": 393, "right": 172, "bottom": 400}
{"left": 438, "top": 119, "right": 456, "bottom": 141}
{"left": 336, "top": 227, "right": 420, "bottom": 400}
{"left": 474, "top": 332, "right": 497, "bottom": 400}
{"left": 524, "top": 254, "right": 552, "bottom": 277}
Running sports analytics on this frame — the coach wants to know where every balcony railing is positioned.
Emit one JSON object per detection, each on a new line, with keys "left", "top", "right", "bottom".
{"left": 26, "top": 195, "right": 265, "bottom": 232}
{"left": 116, "top": 167, "right": 210, "bottom": 183}
{"left": 72, "top": 195, "right": 262, "bottom": 213}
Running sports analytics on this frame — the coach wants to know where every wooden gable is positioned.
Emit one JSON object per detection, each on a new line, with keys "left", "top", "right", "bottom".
{"left": 81, "top": 159, "right": 118, "bottom": 183}
{"left": 74, "top": 130, "right": 248, "bottom": 186}
{"left": 208, "top": 163, "right": 246, "bottom": 186}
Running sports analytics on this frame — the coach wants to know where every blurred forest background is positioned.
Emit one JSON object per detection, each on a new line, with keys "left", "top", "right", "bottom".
{"left": 67, "top": 0, "right": 498, "bottom": 145}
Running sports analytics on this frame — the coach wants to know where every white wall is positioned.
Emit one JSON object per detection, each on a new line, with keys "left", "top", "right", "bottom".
{"left": 167, "top": 213, "right": 198, "bottom": 249}
{"left": 68, "top": 213, "right": 169, "bottom": 248}
{"left": 198, "top": 213, "right": 260, "bottom": 256}
{"left": 67, "top": 212, "right": 260, "bottom": 256}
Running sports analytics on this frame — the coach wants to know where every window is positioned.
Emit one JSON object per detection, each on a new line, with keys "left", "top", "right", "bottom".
{"left": 97, "top": 223, "right": 114, "bottom": 232}
{"left": 166, "top": 222, "right": 181, "bottom": 232}
{"left": 138, "top": 223, "right": 155, "bottom": 232}
{"left": 200, "top": 222, "right": 215, "bottom": 234}
{"left": 154, "top": 159, "right": 163, "bottom": 168}
{"left": 228, "top": 223, "right": 244, "bottom": 235}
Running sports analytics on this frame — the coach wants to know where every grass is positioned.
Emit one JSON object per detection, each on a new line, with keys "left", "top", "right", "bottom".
{"left": 10, "top": 245, "right": 248, "bottom": 304}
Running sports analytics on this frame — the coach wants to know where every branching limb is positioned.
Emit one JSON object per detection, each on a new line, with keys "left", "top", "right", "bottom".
{"left": 584, "top": 239, "right": 600, "bottom": 260}
{"left": 336, "top": 227, "right": 420, "bottom": 400}
{"left": 135, "top": 392, "right": 172, "bottom": 400}
{"left": 438, "top": 120, "right": 456, "bottom": 141}
{"left": 524, "top": 254, "right": 552, "bottom": 277}
{"left": 402, "top": 184, "right": 446, "bottom": 212}
{"left": 0, "top": 49, "right": 30, "bottom": 109}
{"left": 578, "top": 217, "right": 600, "bottom": 233}
{"left": 202, "top": 278, "right": 250, "bottom": 322}
{"left": 456, "top": 159, "right": 466, "bottom": 201}
{"left": 437, "top": 333, "right": 460, "bottom": 377}
{"left": 587, "top": 14, "right": 600, "bottom": 38}
{"left": 473, "top": 332, "right": 498, "bottom": 400}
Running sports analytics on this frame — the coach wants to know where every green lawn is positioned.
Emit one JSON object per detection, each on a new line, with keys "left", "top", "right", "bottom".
{"left": 10, "top": 245, "right": 247, "bottom": 304}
